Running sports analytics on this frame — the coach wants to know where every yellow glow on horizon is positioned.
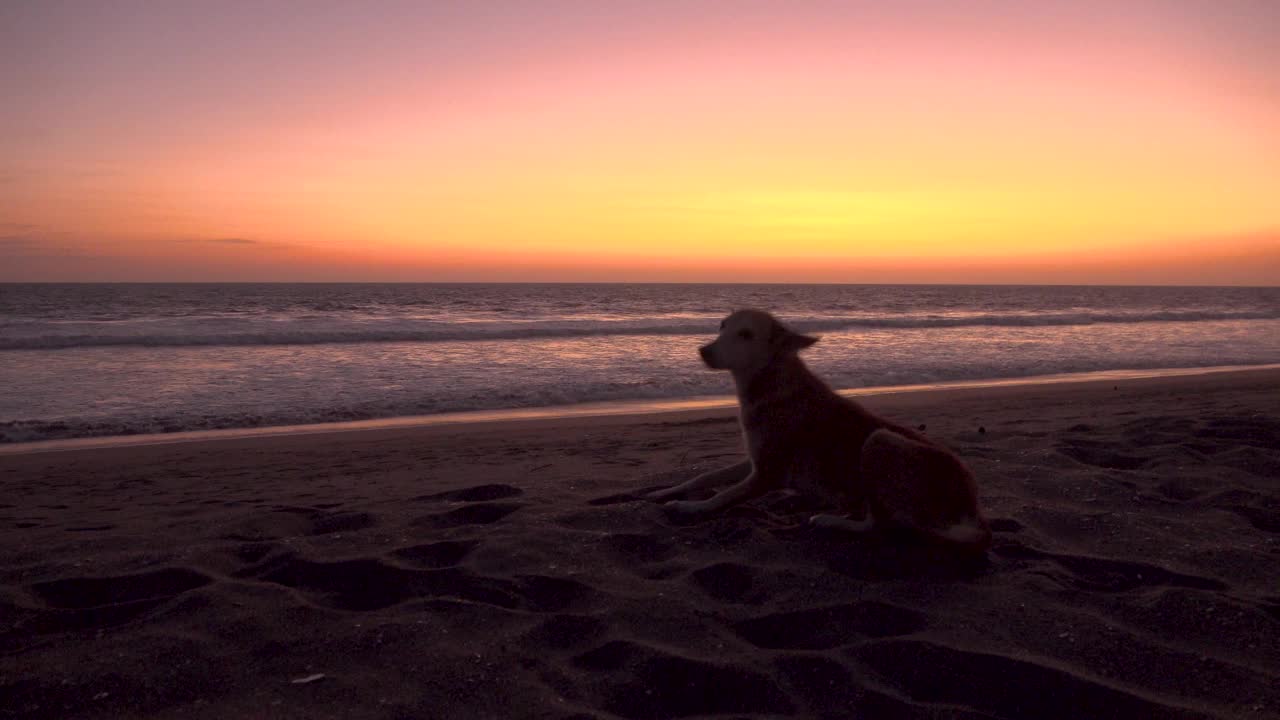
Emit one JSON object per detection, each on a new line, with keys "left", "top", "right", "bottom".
{"left": 3, "top": 3, "right": 1278, "bottom": 283}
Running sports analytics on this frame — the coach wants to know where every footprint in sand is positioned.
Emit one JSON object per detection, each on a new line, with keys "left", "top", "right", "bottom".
{"left": 239, "top": 551, "right": 597, "bottom": 614}
{"left": 598, "top": 533, "right": 687, "bottom": 579}
{"left": 731, "top": 601, "right": 927, "bottom": 650}
{"left": 687, "top": 562, "right": 756, "bottom": 604}
{"left": 1194, "top": 415, "right": 1280, "bottom": 449}
{"left": 391, "top": 539, "right": 479, "bottom": 568}
{"left": 32, "top": 567, "right": 212, "bottom": 610}
{"left": 20, "top": 567, "right": 214, "bottom": 636}
{"left": 219, "top": 506, "right": 376, "bottom": 541}
{"left": 771, "top": 654, "right": 926, "bottom": 719}
{"left": 1228, "top": 504, "right": 1280, "bottom": 533}
{"left": 571, "top": 639, "right": 795, "bottom": 719}
{"left": 519, "top": 613, "right": 608, "bottom": 651}
{"left": 412, "top": 502, "right": 525, "bottom": 528}
{"left": 249, "top": 556, "right": 517, "bottom": 612}
{"left": 995, "top": 542, "right": 1226, "bottom": 592}
{"left": 852, "top": 638, "right": 1207, "bottom": 719}
{"left": 601, "top": 533, "right": 677, "bottom": 563}
{"left": 1259, "top": 597, "right": 1280, "bottom": 623}
{"left": 586, "top": 491, "right": 646, "bottom": 506}
{"left": 988, "top": 517, "right": 1024, "bottom": 533}
{"left": 410, "top": 483, "right": 528, "bottom": 528}
{"left": 412, "top": 483, "right": 524, "bottom": 503}
{"left": 1054, "top": 439, "right": 1150, "bottom": 471}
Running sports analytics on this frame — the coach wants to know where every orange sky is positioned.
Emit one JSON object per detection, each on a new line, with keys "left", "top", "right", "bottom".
{"left": 2, "top": 1, "right": 1278, "bottom": 283}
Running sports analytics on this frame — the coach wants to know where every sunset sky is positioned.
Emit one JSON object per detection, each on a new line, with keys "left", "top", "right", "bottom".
{"left": 2, "top": 1, "right": 1277, "bottom": 284}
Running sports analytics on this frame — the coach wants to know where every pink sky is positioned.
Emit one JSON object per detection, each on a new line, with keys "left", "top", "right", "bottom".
{"left": 2, "top": 1, "right": 1277, "bottom": 283}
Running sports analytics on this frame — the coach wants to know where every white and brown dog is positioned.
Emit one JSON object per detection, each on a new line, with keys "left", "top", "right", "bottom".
{"left": 647, "top": 309, "right": 991, "bottom": 553}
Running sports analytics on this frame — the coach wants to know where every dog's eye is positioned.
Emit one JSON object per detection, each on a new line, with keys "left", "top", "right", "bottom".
{"left": 738, "top": 329, "right": 753, "bottom": 341}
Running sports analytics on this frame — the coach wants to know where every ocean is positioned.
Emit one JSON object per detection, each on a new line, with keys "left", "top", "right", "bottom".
{"left": 2, "top": 283, "right": 1278, "bottom": 443}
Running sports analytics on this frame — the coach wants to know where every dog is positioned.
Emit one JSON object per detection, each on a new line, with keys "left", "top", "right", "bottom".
{"left": 646, "top": 309, "right": 991, "bottom": 553}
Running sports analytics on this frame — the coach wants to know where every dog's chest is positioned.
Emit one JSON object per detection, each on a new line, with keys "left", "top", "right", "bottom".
{"left": 744, "top": 424, "right": 850, "bottom": 501}
{"left": 783, "top": 450, "right": 849, "bottom": 500}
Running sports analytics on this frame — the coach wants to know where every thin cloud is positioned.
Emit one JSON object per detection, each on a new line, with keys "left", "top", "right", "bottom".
{"left": 179, "top": 237, "right": 292, "bottom": 248}
{"left": 0, "top": 236, "right": 104, "bottom": 261}
{"left": 0, "top": 236, "right": 40, "bottom": 250}
{"left": 618, "top": 203, "right": 744, "bottom": 217}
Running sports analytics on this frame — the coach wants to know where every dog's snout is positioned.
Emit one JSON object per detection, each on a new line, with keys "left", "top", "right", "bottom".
{"left": 699, "top": 341, "right": 725, "bottom": 369}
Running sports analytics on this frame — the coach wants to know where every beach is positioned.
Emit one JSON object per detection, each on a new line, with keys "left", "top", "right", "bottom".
{"left": 2, "top": 367, "right": 1278, "bottom": 719}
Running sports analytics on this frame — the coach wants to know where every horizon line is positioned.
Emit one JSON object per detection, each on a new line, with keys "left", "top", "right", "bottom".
{"left": 1, "top": 280, "right": 1277, "bottom": 289}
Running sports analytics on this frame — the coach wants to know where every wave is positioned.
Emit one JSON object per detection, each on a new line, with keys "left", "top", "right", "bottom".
{"left": 2, "top": 310, "right": 1276, "bottom": 350}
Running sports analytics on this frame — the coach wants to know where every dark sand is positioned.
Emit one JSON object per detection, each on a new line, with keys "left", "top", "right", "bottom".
{"left": 2, "top": 369, "right": 1278, "bottom": 719}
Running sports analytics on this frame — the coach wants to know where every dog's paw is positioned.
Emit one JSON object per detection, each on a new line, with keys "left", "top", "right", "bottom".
{"left": 810, "top": 514, "right": 875, "bottom": 533}
{"left": 664, "top": 500, "right": 708, "bottom": 516}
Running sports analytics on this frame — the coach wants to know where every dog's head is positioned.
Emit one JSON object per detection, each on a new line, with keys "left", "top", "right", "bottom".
{"left": 699, "top": 309, "right": 818, "bottom": 373}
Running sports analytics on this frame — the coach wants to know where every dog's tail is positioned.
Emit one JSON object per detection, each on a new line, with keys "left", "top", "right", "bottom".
{"left": 926, "top": 516, "right": 992, "bottom": 554}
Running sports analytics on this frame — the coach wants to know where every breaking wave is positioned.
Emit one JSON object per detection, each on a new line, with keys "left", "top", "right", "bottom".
{"left": 3, "top": 310, "right": 1276, "bottom": 350}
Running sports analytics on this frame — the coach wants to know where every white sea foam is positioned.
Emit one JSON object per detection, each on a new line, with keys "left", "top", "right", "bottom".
{"left": 2, "top": 309, "right": 1276, "bottom": 350}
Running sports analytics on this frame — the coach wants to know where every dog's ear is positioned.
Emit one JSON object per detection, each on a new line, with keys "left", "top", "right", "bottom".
{"left": 772, "top": 325, "right": 819, "bottom": 354}
{"left": 785, "top": 332, "right": 819, "bottom": 352}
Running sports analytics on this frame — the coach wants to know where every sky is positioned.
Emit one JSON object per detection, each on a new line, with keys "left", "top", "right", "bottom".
{"left": 2, "top": 0, "right": 1278, "bottom": 284}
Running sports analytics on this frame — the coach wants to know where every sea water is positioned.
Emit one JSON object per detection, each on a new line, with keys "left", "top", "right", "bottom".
{"left": 2, "top": 283, "right": 1278, "bottom": 442}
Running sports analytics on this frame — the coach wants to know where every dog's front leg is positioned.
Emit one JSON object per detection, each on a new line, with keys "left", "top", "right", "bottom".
{"left": 664, "top": 470, "right": 772, "bottom": 517}
{"left": 810, "top": 495, "right": 875, "bottom": 532}
{"left": 644, "top": 460, "right": 752, "bottom": 501}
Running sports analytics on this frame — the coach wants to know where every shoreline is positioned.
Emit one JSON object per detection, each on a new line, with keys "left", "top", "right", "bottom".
{"left": 4, "top": 362, "right": 1279, "bottom": 456}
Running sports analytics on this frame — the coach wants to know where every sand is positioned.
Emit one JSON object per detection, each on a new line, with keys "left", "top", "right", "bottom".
{"left": 2, "top": 368, "right": 1278, "bottom": 719}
